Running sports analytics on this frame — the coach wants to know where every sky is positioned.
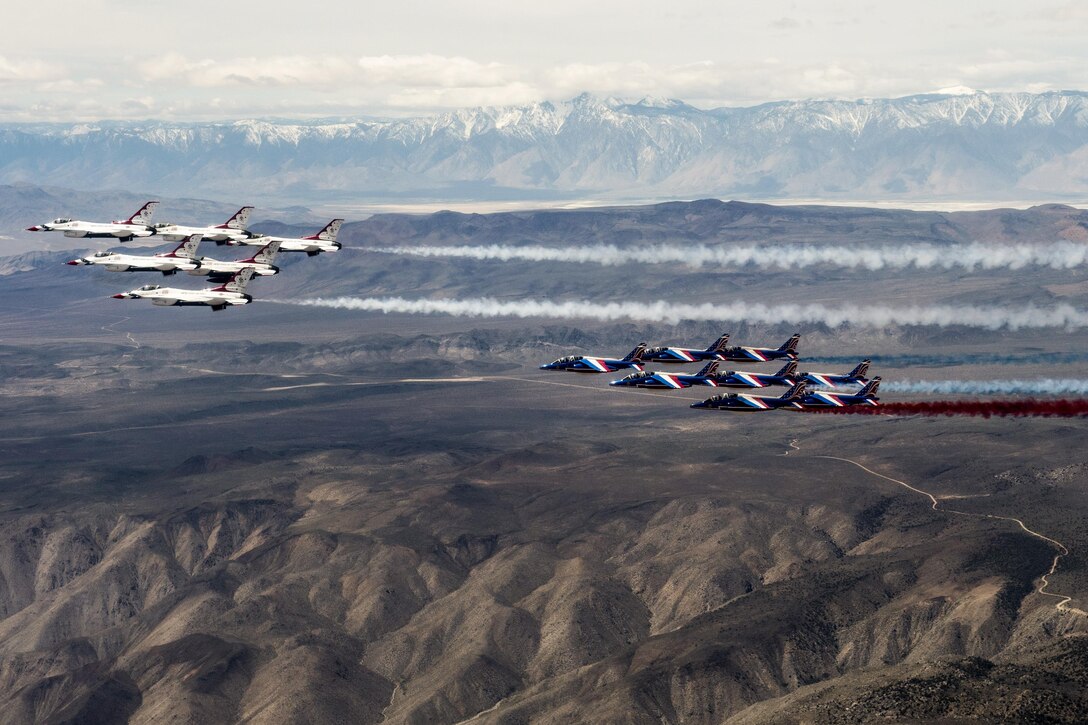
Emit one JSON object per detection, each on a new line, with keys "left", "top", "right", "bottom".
{"left": 2, "top": 0, "right": 1087, "bottom": 122}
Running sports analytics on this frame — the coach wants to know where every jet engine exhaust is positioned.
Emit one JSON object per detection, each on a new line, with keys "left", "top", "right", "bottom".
{"left": 804, "top": 399, "right": 1088, "bottom": 418}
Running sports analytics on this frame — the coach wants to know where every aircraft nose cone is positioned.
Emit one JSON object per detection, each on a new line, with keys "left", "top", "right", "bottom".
{"left": 66, "top": 259, "right": 83, "bottom": 265}
{"left": 111, "top": 294, "right": 127, "bottom": 299}
{"left": 26, "top": 226, "right": 41, "bottom": 231}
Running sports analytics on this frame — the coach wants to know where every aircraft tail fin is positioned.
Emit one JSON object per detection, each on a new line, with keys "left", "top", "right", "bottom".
{"left": 778, "top": 333, "right": 801, "bottom": 353}
{"left": 849, "top": 359, "right": 871, "bottom": 380}
{"left": 217, "top": 206, "right": 253, "bottom": 230}
{"left": 706, "top": 333, "right": 730, "bottom": 353}
{"left": 242, "top": 240, "right": 281, "bottom": 265}
{"left": 623, "top": 343, "right": 647, "bottom": 362}
{"left": 164, "top": 233, "right": 202, "bottom": 259}
{"left": 696, "top": 360, "right": 719, "bottom": 377}
{"left": 303, "top": 219, "right": 344, "bottom": 241}
{"left": 212, "top": 268, "right": 256, "bottom": 294}
{"left": 858, "top": 376, "right": 881, "bottom": 397}
{"left": 782, "top": 381, "right": 807, "bottom": 400}
{"left": 775, "top": 360, "right": 798, "bottom": 378}
{"left": 119, "top": 201, "right": 159, "bottom": 225}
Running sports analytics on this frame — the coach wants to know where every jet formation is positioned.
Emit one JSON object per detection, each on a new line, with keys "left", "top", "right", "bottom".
{"left": 541, "top": 333, "right": 884, "bottom": 411}
{"left": 37, "top": 202, "right": 347, "bottom": 311}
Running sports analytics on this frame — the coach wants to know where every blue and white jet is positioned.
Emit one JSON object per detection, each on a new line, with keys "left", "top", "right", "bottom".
{"left": 797, "top": 378, "right": 881, "bottom": 409}
{"left": 717, "top": 334, "right": 800, "bottom": 363}
{"left": 641, "top": 334, "right": 730, "bottom": 364}
{"left": 710, "top": 361, "right": 799, "bottom": 389}
{"left": 609, "top": 360, "right": 722, "bottom": 389}
{"left": 540, "top": 344, "right": 646, "bottom": 373}
{"left": 798, "top": 360, "right": 871, "bottom": 388}
{"left": 690, "top": 382, "right": 808, "bottom": 411}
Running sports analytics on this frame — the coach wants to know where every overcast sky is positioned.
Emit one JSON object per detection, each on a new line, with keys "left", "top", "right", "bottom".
{"left": 3, "top": 0, "right": 1086, "bottom": 122}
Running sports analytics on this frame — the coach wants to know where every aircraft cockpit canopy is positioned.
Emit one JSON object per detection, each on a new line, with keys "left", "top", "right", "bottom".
{"left": 644, "top": 347, "right": 666, "bottom": 354}
{"left": 93, "top": 251, "right": 112, "bottom": 258}
{"left": 52, "top": 218, "right": 72, "bottom": 224}
{"left": 138, "top": 284, "right": 162, "bottom": 291}
{"left": 554, "top": 356, "right": 582, "bottom": 363}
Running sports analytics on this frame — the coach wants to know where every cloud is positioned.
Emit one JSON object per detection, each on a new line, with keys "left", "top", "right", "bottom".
{"left": 138, "top": 53, "right": 360, "bottom": 88}
{"left": 0, "top": 56, "right": 66, "bottom": 84}
{"left": 0, "top": 49, "right": 1085, "bottom": 121}
{"left": 770, "top": 17, "right": 803, "bottom": 29}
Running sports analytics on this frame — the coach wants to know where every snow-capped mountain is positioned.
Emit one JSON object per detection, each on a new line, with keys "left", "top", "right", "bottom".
{"left": 2, "top": 91, "right": 1087, "bottom": 202}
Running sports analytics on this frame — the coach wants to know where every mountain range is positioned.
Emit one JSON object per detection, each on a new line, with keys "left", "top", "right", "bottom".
{"left": 2, "top": 91, "right": 1087, "bottom": 204}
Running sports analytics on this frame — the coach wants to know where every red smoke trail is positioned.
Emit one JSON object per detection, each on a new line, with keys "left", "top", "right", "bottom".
{"left": 806, "top": 399, "right": 1088, "bottom": 418}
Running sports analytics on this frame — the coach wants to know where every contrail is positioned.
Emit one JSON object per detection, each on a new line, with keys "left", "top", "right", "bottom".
{"left": 283, "top": 296, "right": 1087, "bottom": 330}
{"left": 883, "top": 379, "right": 1088, "bottom": 395}
{"left": 808, "top": 352, "right": 1088, "bottom": 367}
{"left": 368, "top": 241, "right": 1088, "bottom": 271}
{"left": 805, "top": 399, "right": 1088, "bottom": 417}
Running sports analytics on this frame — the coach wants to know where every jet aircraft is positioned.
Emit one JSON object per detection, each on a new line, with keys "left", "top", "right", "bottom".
{"left": 540, "top": 344, "right": 646, "bottom": 373}
{"left": 690, "top": 382, "right": 808, "bottom": 411}
{"left": 111, "top": 269, "right": 256, "bottom": 311}
{"left": 153, "top": 207, "right": 255, "bottom": 243}
{"left": 27, "top": 201, "right": 158, "bottom": 241}
{"left": 641, "top": 334, "right": 730, "bottom": 363}
{"left": 188, "top": 240, "right": 281, "bottom": 280}
{"left": 609, "top": 360, "right": 722, "bottom": 389}
{"left": 717, "top": 334, "right": 801, "bottom": 363}
{"left": 798, "top": 360, "right": 871, "bottom": 388}
{"left": 796, "top": 378, "right": 881, "bottom": 409}
{"left": 66, "top": 234, "right": 201, "bottom": 275}
{"left": 710, "top": 361, "right": 799, "bottom": 389}
{"left": 228, "top": 219, "right": 343, "bottom": 256}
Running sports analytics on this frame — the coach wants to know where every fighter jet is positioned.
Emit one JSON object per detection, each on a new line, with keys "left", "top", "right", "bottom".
{"left": 796, "top": 378, "right": 881, "bottom": 409}
{"left": 539, "top": 344, "right": 646, "bottom": 373}
{"left": 111, "top": 268, "right": 256, "bottom": 311}
{"left": 152, "top": 207, "right": 256, "bottom": 243}
{"left": 188, "top": 240, "right": 281, "bottom": 280}
{"left": 65, "top": 234, "right": 201, "bottom": 275}
{"left": 27, "top": 201, "right": 158, "bottom": 241}
{"left": 228, "top": 219, "right": 343, "bottom": 256}
{"left": 710, "top": 361, "right": 799, "bottom": 389}
{"left": 609, "top": 361, "right": 722, "bottom": 389}
{"left": 641, "top": 334, "right": 730, "bottom": 364}
{"left": 717, "top": 334, "right": 801, "bottom": 363}
{"left": 798, "top": 360, "right": 871, "bottom": 388}
{"left": 690, "top": 382, "right": 808, "bottom": 411}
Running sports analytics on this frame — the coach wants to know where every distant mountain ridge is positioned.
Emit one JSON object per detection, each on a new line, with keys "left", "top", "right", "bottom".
{"left": 2, "top": 91, "right": 1087, "bottom": 202}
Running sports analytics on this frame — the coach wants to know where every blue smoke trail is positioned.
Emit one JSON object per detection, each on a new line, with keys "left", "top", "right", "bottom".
{"left": 882, "top": 379, "right": 1088, "bottom": 395}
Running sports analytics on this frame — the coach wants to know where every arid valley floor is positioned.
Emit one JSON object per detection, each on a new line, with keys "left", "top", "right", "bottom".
{"left": 1, "top": 198, "right": 1087, "bottom": 722}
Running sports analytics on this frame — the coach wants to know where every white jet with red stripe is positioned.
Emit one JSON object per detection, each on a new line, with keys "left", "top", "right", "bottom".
{"left": 27, "top": 201, "right": 158, "bottom": 241}
{"left": 66, "top": 234, "right": 201, "bottom": 275}
{"left": 111, "top": 268, "right": 257, "bottom": 312}
{"left": 228, "top": 219, "right": 343, "bottom": 256}
{"left": 153, "top": 206, "right": 257, "bottom": 243}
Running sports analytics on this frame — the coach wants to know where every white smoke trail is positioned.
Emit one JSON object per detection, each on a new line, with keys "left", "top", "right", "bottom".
{"left": 284, "top": 295, "right": 1087, "bottom": 330}
{"left": 368, "top": 241, "right": 1088, "bottom": 271}
{"left": 883, "top": 379, "right": 1088, "bottom": 395}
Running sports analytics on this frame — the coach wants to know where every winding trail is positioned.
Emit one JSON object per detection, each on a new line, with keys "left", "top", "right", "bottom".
{"left": 809, "top": 449, "right": 1086, "bottom": 617}
{"left": 99, "top": 315, "right": 140, "bottom": 349}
